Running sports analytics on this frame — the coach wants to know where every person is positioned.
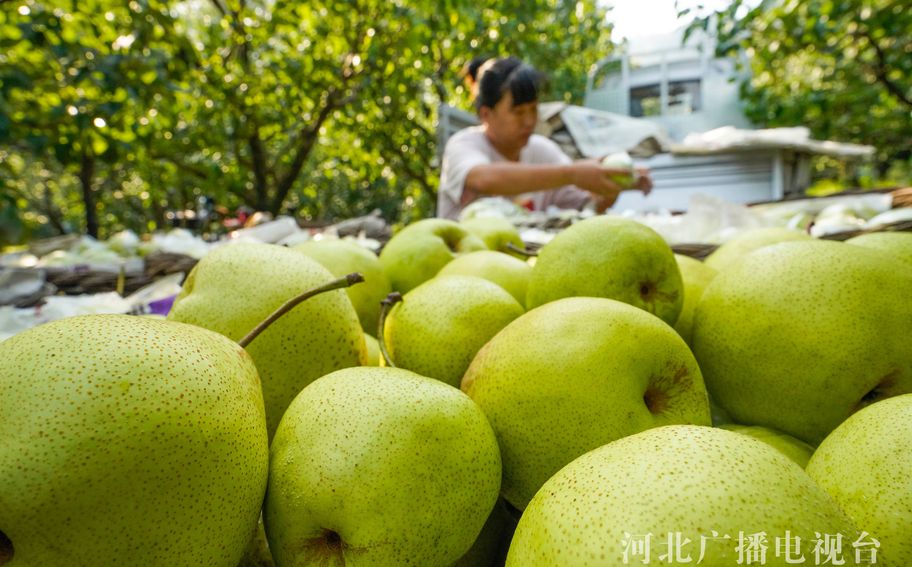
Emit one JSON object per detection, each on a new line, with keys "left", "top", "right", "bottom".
{"left": 437, "top": 57, "right": 652, "bottom": 220}
{"left": 461, "top": 55, "right": 492, "bottom": 100}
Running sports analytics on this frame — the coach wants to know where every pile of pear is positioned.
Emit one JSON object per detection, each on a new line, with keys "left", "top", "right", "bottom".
{"left": 1, "top": 217, "right": 910, "bottom": 567}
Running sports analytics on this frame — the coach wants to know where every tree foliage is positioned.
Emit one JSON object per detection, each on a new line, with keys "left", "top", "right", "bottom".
{"left": 685, "top": 0, "right": 911, "bottom": 174}
{"left": 0, "top": 0, "right": 613, "bottom": 242}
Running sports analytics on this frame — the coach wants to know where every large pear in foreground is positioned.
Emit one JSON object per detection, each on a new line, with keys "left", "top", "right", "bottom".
{"left": 525, "top": 217, "right": 683, "bottom": 325}
{"left": 507, "top": 425, "right": 859, "bottom": 567}
{"left": 845, "top": 231, "right": 912, "bottom": 268}
{"left": 0, "top": 315, "right": 268, "bottom": 566}
{"left": 265, "top": 367, "right": 501, "bottom": 567}
{"left": 704, "top": 226, "right": 811, "bottom": 273}
{"left": 462, "top": 297, "right": 710, "bottom": 510}
{"left": 807, "top": 394, "right": 912, "bottom": 566}
{"left": 168, "top": 242, "right": 365, "bottom": 437}
{"left": 693, "top": 240, "right": 912, "bottom": 445}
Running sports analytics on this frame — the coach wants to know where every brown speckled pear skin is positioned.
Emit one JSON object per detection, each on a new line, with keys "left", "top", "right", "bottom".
{"left": 293, "top": 239, "right": 392, "bottom": 335}
{"left": 525, "top": 216, "right": 684, "bottom": 325}
{"left": 693, "top": 240, "right": 912, "bottom": 445}
{"left": 461, "top": 297, "right": 711, "bottom": 511}
{"left": 846, "top": 231, "right": 912, "bottom": 268}
{"left": 168, "top": 242, "right": 366, "bottom": 438}
{"left": 379, "top": 219, "right": 487, "bottom": 294}
{"left": 0, "top": 314, "right": 268, "bottom": 566}
{"left": 807, "top": 394, "right": 912, "bottom": 566}
{"left": 264, "top": 367, "right": 502, "bottom": 567}
{"left": 384, "top": 275, "right": 524, "bottom": 388}
{"left": 437, "top": 251, "right": 532, "bottom": 306}
{"left": 704, "top": 227, "right": 811, "bottom": 273}
{"left": 507, "top": 425, "right": 859, "bottom": 567}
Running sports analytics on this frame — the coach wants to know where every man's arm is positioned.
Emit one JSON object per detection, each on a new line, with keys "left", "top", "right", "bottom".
{"left": 464, "top": 161, "right": 631, "bottom": 203}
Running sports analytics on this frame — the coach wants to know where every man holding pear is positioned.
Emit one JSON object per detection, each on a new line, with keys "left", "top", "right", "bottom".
{"left": 438, "top": 56, "right": 653, "bottom": 219}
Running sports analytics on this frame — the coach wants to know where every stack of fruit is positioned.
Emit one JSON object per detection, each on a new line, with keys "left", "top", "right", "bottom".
{"left": 1, "top": 215, "right": 910, "bottom": 566}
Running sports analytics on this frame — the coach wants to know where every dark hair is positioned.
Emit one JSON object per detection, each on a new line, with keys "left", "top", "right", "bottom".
{"left": 463, "top": 56, "right": 492, "bottom": 82}
{"left": 475, "top": 57, "right": 544, "bottom": 112}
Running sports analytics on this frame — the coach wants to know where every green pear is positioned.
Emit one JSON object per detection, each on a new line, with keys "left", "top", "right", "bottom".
{"left": 0, "top": 315, "right": 268, "bottom": 566}
{"left": 693, "top": 240, "right": 912, "bottom": 445}
{"left": 293, "top": 238, "right": 391, "bottom": 334}
{"left": 704, "top": 227, "right": 811, "bottom": 273}
{"left": 845, "top": 231, "right": 912, "bottom": 268}
{"left": 237, "top": 519, "right": 276, "bottom": 567}
{"left": 507, "top": 425, "right": 859, "bottom": 567}
{"left": 437, "top": 250, "right": 532, "bottom": 306}
{"left": 462, "top": 297, "right": 710, "bottom": 509}
{"left": 379, "top": 218, "right": 487, "bottom": 293}
{"left": 460, "top": 217, "right": 525, "bottom": 257}
{"left": 362, "top": 333, "right": 380, "bottom": 366}
{"left": 384, "top": 275, "right": 524, "bottom": 387}
{"left": 168, "top": 242, "right": 365, "bottom": 437}
{"left": 451, "top": 498, "right": 515, "bottom": 567}
{"left": 525, "top": 216, "right": 683, "bottom": 325}
{"left": 807, "top": 394, "right": 912, "bottom": 566}
{"left": 719, "top": 423, "right": 815, "bottom": 468}
{"left": 672, "top": 254, "right": 717, "bottom": 345}
{"left": 600, "top": 151, "right": 636, "bottom": 188}
{"left": 264, "top": 367, "right": 502, "bottom": 567}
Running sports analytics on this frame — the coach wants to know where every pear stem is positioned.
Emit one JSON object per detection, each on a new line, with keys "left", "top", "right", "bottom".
{"left": 377, "top": 292, "right": 402, "bottom": 368}
{"left": 506, "top": 242, "right": 537, "bottom": 257}
{"left": 238, "top": 273, "right": 364, "bottom": 349}
{"left": 116, "top": 262, "right": 126, "bottom": 296}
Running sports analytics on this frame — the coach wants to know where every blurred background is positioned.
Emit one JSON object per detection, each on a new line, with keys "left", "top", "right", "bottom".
{"left": 1, "top": 0, "right": 909, "bottom": 243}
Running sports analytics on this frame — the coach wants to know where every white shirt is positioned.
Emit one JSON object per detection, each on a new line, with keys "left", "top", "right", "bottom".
{"left": 437, "top": 126, "right": 592, "bottom": 220}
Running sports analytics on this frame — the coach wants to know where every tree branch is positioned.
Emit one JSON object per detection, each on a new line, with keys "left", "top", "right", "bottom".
{"left": 248, "top": 126, "right": 269, "bottom": 210}
{"left": 271, "top": 93, "right": 338, "bottom": 213}
{"left": 858, "top": 30, "right": 912, "bottom": 109}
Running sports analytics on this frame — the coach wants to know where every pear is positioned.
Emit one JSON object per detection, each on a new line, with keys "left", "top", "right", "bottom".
{"left": 807, "top": 394, "right": 912, "bottom": 566}
{"left": 460, "top": 217, "right": 525, "bottom": 257}
{"left": 507, "top": 425, "right": 859, "bottom": 567}
{"left": 719, "top": 423, "right": 815, "bottom": 468}
{"left": 293, "top": 238, "right": 391, "bottom": 334}
{"left": 672, "top": 254, "right": 717, "bottom": 345}
{"left": 362, "top": 333, "right": 380, "bottom": 366}
{"left": 704, "top": 227, "right": 811, "bottom": 273}
{"left": 379, "top": 219, "right": 487, "bottom": 293}
{"left": 0, "top": 315, "right": 268, "bottom": 566}
{"left": 600, "top": 151, "right": 637, "bottom": 188}
{"left": 264, "top": 367, "right": 502, "bottom": 567}
{"left": 693, "top": 240, "right": 912, "bottom": 444}
{"left": 525, "top": 216, "right": 683, "bottom": 325}
{"left": 845, "top": 231, "right": 912, "bottom": 268}
{"left": 384, "top": 275, "right": 524, "bottom": 387}
{"left": 462, "top": 297, "right": 710, "bottom": 510}
{"left": 452, "top": 498, "right": 516, "bottom": 567}
{"left": 437, "top": 250, "right": 532, "bottom": 305}
{"left": 168, "top": 242, "right": 365, "bottom": 437}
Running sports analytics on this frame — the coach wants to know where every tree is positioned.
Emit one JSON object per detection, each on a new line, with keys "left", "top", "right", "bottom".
{"left": 0, "top": 0, "right": 197, "bottom": 237}
{"left": 1, "top": 1, "right": 615, "bottom": 240}
{"left": 684, "top": 0, "right": 911, "bottom": 172}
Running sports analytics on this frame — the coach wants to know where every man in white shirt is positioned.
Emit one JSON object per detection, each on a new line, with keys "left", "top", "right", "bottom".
{"left": 438, "top": 57, "right": 652, "bottom": 220}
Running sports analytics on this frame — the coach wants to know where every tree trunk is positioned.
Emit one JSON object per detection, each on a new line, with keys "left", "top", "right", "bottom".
{"left": 79, "top": 151, "right": 98, "bottom": 238}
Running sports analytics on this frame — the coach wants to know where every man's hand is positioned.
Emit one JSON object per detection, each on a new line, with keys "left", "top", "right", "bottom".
{"left": 569, "top": 160, "right": 624, "bottom": 199}
{"left": 635, "top": 168, "right": 653, "bottom": 195}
